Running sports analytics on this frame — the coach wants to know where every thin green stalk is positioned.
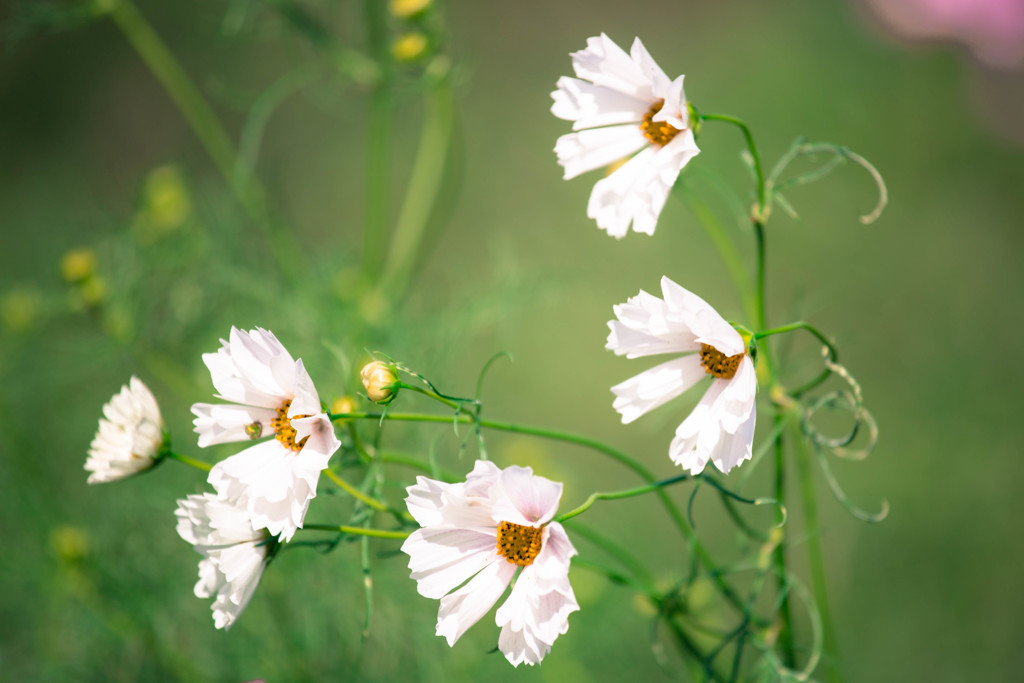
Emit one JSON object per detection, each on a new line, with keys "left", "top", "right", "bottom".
{"left": 680, "top": 189, "right": 757, "bottom": 323}
{"left": 397, "top": 382, "right": 462, "bottom": 410}
{"left": 330, "top": 410, "right": 760, "bottom": 623}
{"left": 773, "top": 416, "right": 796, "bottom": 667}
{"left": 379, "top": 74, "right": 455, "bottom": 296}
{"left": 106, "top": 0, "right": 237, "bottom": 195}
{"left": 700, "top": 113, "right": 766, "bottom": 215}
{"left": 165, "top": 451, "right": 212, "bottom": 472}
{"left": 793, "top": 422, "right": 844, "bottom": 682}
{"left": 302, "top": 523, "right": 409, "bottom": 540}
{"left": 562, "top": 521, "right": 656, "bottom": 593}
{"left": 360, "top": 0, "right": 393, "bottom": 281}
{"left": 322, "top": 468, "right": 404, "bottom": 518}
{"left": 557, "top": 474, "right": 690, "bottom": 522}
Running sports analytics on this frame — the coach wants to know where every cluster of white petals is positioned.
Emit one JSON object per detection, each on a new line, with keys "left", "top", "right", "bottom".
{"left": 192, "top": 327, "right": 341, "bottom": 542}
{"left": 86, "top": 376, "right": 165, "bottom": 484}
{"left": 176, "top": 492, "right": 272, "bottom": 629}
{"left": 607, "top": 276, "right": 757, "bottom": 474}
{"left": 401, "top": 461, "right": 579, "bottom": 666}
{"left": 552, "top": 33, "right": 700, "bottom": 238}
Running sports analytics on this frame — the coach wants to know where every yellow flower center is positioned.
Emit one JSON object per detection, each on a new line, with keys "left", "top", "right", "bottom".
{"left": 272, "top": 399, "right": 311, "bottom": 451}
{"left": 699, "top": 344, "right": 744, "bottom": 380}
{"left": 496, "top": 521, "right": 544, "bottom": 567}
{"left": 640, "top": 99, "right": 681, "bottom": 147}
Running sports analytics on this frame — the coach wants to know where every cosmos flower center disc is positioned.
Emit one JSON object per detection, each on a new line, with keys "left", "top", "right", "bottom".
{"left": 496, "top": 521, "right": 544, "bottom": 566}
{"left": 699, "top": 344, "right": 744, "bottom": 379}
{"left": 640, "top": 99, "right": 681, "bottom": 147}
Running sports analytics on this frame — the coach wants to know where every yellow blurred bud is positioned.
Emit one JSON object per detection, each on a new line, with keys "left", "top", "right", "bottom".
{"left": 392, "top": 32, "right": 429, "bottom": 62}
{"left": 61, "top": 248, "right": 98, "bottom": 283}
{"left": 390, "top": 0, "right": 430, "bottom": 19}
{"left": 604, "top": 157, "right": 628, "bottom": 176}
{"left": 1, "top": 288, "right": 42, "bottom": 332}
{"left": 79, "top": 276, "right": 108, "bottom": 307}
{"left": 361, "top": 361, "right": 399, "bottom": 404}
{"left": 51, "top": 525, "right": 90, "bottom": 563}
{"left": 331, "top": 396, "right": 357, "bottom": 418}
{"left": 134, "top": 165, "right": 191, "bottom": 242}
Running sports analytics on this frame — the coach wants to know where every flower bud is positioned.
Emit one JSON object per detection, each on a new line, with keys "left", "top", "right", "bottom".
{"left": 360, "top": 361, "right": 399, "bottom": 404}
{"left": 61, "top": 248, "right": 98, "bottom": 283}
{"left": 331, "top": 395, "right": 357, "bottom": 420}
{"left": 389, "top": 0, "right": 430, "bottom": 19}
{"left": 392, "top": 32, "right": 428, "bottom": 63}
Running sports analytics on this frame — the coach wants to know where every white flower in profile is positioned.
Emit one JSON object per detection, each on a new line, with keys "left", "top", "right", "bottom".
{"left": 401, "top": 460, "right": 579, "bottom": 667}
{"left": 606, "top": 276, "right": 757, "bottom": 474}
{"left": 175, "top": 492, "right": 274, "bottom": 630}
{"left": 86, "top": 376, "right": 166, "bottom": 483}
{"left": 192, "top": 327, "right": 341, "bottom": 542}
{"left": 552, "top": 34, "right": 701, "bottom": 238}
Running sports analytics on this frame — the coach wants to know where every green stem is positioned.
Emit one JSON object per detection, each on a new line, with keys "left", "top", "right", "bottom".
{"left": 679, "top": 188, "right": 757, "bottom": 323}
{"left": 557, "top": 474, "right": 690, "bottom": 522}
{"left": 165, "top": 451, "right": 212, "bottom": 472}
{"left": 793, "top": 422, "right": 844, "bottom": 682}
{"left": 330, "top": 410, "right": 760, "bottom": 623}
{"left": 322, "top": 468, "right": 402, "bottom": 517}
{"left": 302, "top": 523, "right": 409, "bottom": 540}
{"left": 397, "top": 382, "right": 462, "bottom": 410}
{"left": 700, "top": 113, "right": 766, "bottom": 216}
{"left": 562, "top": 521, "right": 656, "bottom": 593}
{"left": 773, "top": 416, "right": 797, "bottom": 667}
{"left": 360, "top": 0, "right": 393, "bottom": 282}
{"left": 754, "top": 321, "right": 838, "bottom": 362}
{"left": 379, "top": 72, "right": 455, "bottom": 296}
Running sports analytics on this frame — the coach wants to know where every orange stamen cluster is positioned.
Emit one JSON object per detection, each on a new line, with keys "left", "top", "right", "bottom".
{"left": 699, "top": 344, "right": 744, "bottom": 380}
{"left": 271, "top": 399, "right": 311, "bottom": 451}
{"left": 496, "top": 521, "right": 544, "bottom": 567}
{"left": 640, "top": 99, "right": 681, "bottom": 147}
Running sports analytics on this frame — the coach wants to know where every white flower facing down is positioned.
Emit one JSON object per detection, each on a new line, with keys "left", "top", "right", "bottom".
{"left": 176, "top": 492, "right": 273, "bottom": 630}
{"left": 192, "top": 327, "right": 341, "bottom": 542}
{"left": 86, "top": 376, "right": 165, "bottom": 483}
{"left": 552, "top": 33, "right": 700, "bottom": 238}
{"left": 607, "top": 276, "right": 757, "bottom": 475}
{"left": 401, "top": 461, "right": 579, "bottom": 667}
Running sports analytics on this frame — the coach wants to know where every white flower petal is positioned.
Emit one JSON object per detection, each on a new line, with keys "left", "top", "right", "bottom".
{"left": 554, "top": 125, "right": 648, "bottom": 180}
{"left": 570, "top": 34, "right": 657, "bottom": 100}
{"left": 175, "top": 493, "right": 269, "bottom": 630}
{"left": 435, "top": 558, "right": 516, "bottom": 647}
{"left": 551, "top": 76, "right": 649, "bottom": 130}
{"left": 489, "top": 466, "right": 563, "bottom": 526}
{"left": 191, "top": 402, "right": 276, "bottom": 447}
{"left": 661, "top": 277, "right": 743, "bottom": 356}
{"left": 402, "top": 528, "right": 500, "bottom": 599}
{"left": 629, "top": 36, "right": 671, "bottom": 96}
{"left": 611, "top": 355, "right": 706, "bottom": 424}
{"left": 86, "top": 377, "right": 165, "bottom": 484}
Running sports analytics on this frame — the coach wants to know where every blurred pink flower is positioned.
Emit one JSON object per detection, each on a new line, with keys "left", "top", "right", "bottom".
{"left": 863, "top": 0, "right": 1024, "bottom": 68}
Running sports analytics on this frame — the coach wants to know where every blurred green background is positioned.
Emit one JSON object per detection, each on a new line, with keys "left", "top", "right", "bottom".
{"left": 2, "top": 0, "right": 1023, "bottom": 680}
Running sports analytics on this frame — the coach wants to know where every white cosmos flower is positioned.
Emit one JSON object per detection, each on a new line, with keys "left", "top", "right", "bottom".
{"left": 552, "top": 33, "right": 700, "bottom": 238}
{"left": 192, "top": 327, "right": 341, "bottom": 542}
{"left": 175, "top": 492, "right": 274, "bottom": 630}
{"left": 606, "top": 276, "right": 757, "bottom": 475}
{"left": 401, "top": 460, "right": 579, "bottom": 667}
{"left": 86, "top": 376, "right": 166, "bottom": 483}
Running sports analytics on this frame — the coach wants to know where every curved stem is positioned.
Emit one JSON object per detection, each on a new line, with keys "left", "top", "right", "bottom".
{"left": 700, "top": 113, "right": 766, "bottom": 216}
{"left": 557, "top": 474, "right": 690, "bottom": 522}
{"left": 330, "top": 410, "right": 760, "bottom": 622}
{"left": 322, "top": 468, "right": 399, "bottom": 516}
{"left": 165, "top": 451, "right": 212, "bottom": 472}
{"left": 302, "top": 523, "right": 409, "bottom": 540}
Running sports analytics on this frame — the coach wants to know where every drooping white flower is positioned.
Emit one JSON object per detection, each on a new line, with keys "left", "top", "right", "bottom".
{"left": 606, "top": 276, "right": 757, "bottom": 474}
{"left": 192, "top": 327, "right": 341, "bottom": 542}
{"left": 175, "top": 492, "right": 274, "bottom": 630}
{"left": 401, "top": 461, "right": 579, "bottom": 667}
{"left": 552, "top": 34, "right": 700, "bottom": 238}
{"left": 86, "top": 376, "right": 166, "bottom": 483}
